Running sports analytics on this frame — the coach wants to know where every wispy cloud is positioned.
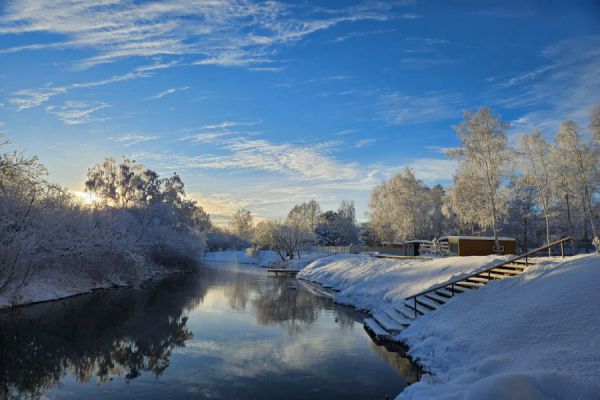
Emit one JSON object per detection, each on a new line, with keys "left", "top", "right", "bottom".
{"left": 46, "top": 101, "right": 109, "bottom": 125}
{"left": 0, "top": 0, "right": 407, "bottom": 70}
{"left": 111, "top": 134, "right": 160, "bottom": 146}
{"left": 355, "top": 138, "right": 377, "bottom": 148}
{"left": 147, "top": 86, "right": 189, "bottom": 100}
{"left": 331, "top": 28, "right": 396, "bottom": 43}
{"left": 378, "top": 92, "right": 462, "bottom": 125}
{"left": 493, "top": 35, "right": 600, "bottom": 135}
{"left": 10, "top": 70, "right": 151, "bottom": 110}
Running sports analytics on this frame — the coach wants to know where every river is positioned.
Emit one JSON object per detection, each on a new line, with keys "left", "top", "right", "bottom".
{"left": 0, "top": 262, "right": 420, "bottom": 399}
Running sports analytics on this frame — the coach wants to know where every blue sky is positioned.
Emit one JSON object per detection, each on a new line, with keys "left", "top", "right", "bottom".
{"left": 0, "top": 0, "right": 599, "bottom": 224}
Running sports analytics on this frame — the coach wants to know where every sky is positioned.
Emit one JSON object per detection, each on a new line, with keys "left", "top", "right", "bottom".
{"left": 0, "top": 0, "right": 599, "bottom": 225}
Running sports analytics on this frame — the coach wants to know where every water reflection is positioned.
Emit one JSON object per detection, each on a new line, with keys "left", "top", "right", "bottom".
{"left": 0, "top": 265, "right": 420, "bottom": 399}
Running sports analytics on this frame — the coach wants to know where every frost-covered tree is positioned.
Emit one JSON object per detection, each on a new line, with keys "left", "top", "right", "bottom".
{"left": 252, "top": 219, "right": 308, "bottom": 260}
{"left": 336, "top": 200, "right": 360, "bottom": 245}
{"left": 287, "top": 200, "right": 321, "bottom": 242}
{"left": 555, "top": 120, "right": 600, "bottom": 251}
{"left": 430, "top": 185, "right": 446, "bottom": 238}
{"left": 590, "top": 102, "right": 600, "bottom": 144}
{"left": 369, "top": 168, "right": 433, "bottom": 242}
{"left": 503, "top": 177, "right": 538, "bottom": 252}
{"left": 229, "top": 208, "right": 253, "bottom": 241}
{"left": 447, "top": 108, "right": 513, "bottom": 253}
{"left": 518, "top": 130, "right": 555, "bottom": 254}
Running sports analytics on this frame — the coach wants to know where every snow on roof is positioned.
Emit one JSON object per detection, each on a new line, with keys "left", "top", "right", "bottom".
{"left": 439, "top": 236, "right": 516, "bottom": 241}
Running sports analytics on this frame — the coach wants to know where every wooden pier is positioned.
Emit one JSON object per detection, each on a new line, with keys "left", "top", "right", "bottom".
{"left": 268, "top": 269, "right": 300, "bottom": 276}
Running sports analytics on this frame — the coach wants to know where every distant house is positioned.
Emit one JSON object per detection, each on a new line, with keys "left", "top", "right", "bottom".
{"left": 439, "top": 236, "right": 516, "bottom": 256}
{"left": 380, "top": 242, "right": 416, "bottom": 256}
{"left": 404, "top": 240, "right": 433, "bottom": 256}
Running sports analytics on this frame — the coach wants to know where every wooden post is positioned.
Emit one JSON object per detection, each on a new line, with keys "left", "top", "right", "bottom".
{"left": 560, "top": 242, "right": 564, "bottom": 258}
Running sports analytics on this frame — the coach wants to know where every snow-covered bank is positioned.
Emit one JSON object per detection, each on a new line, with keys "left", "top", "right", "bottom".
{"left": 398, "top": 254, "right": 600, "bottom": 399}
{"left": 299, "top": 253, "right": 600, "bottom": 399}
{"left": 298, "top": 254, "right": 507, "bottom": 310}
{"left": 204, "top": 250, "right": 328, "bottom": 269}
{"left": 0, "top": 264, "right": 189, "bottom": 310}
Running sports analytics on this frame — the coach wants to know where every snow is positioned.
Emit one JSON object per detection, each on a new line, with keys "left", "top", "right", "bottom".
{"left": 397, "top": 254, "right": 600, "bottom": 399}
{"left": 204, "top": 250, "right": 328, "bottom": 269}
{"left": 440, "top": 236, "right": 516, "bottom": 241}
{"left": 298, "top": 253, "right": 507, "bottom": 310}
{"left": 299, "top": 253, "right": 600, "bottom": 399}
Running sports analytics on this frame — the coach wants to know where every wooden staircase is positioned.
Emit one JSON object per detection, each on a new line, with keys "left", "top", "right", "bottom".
{"left": 363, "top": 237, "right": 575, "bottom": 340}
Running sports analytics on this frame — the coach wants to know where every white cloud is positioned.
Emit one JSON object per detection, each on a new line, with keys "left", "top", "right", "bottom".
{"left": 10, "top": 70, "right": 150, "bottom": 110}
{"left": 46, "top": 101, "right": 109, "bottom": 125}
{"left": 0, "top": 0, "right": 407, "bottom": 70}
{"left": 147, "top": 86, "right": 189, "bottom": 100}
{"left": 355, "top": 138, "right": 377, "bottom": 148}
{"left": 378, "top": 92, "right": 462, "bottom": 125}
{"left": 111, "top": 134, "right": 160, "bottom": 146}
{"left": 494, "top": 35, "right": 600, "bottom": 136}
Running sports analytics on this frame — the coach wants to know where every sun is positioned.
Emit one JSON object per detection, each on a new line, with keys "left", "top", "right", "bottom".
{"left": 73, "top": 191, "right": 100, "bottom": 206}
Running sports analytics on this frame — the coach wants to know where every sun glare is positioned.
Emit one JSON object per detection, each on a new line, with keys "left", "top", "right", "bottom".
{"left": 73, "top": 191, "right": 100, "bottom": 205}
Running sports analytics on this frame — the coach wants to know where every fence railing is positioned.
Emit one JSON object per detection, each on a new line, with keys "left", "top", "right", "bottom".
{"left": 404, "top": 236, "right": 576, "bottom": 318}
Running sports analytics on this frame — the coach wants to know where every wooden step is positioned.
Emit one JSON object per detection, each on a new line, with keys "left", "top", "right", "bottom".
{"left": 363, "top": 318, "right": 390, "bottom": 339}
{"left": 416, "top": 297, "right": 439, "bottom": 311}
{"left": 424, "top": 293, "right": 447, "bottom": 305}
{"left": 501, "top": 263, "right": 527, "bottom": 270}
{"left": 485, "top": 271, "right": 513, "bottom": 279}
{"left": 467, "top": 276, "right": 492, "bottom": 284}
{"left": 403, "top": 301, "right": 427, "bottom": 317}
{"left": 372, "top": 312, "right": 404, "bottom": 333}
{"left": 382, "top": 306, "right": 412, "bottom": 326}
{"left": 392, "top": 305, "right": 415, "bottom": 321}
{"left": 434, "top": 289, "right": 454, "bottom": 298}
{"left": 491, "top": 267, "right": 522, "bottom": 276}
{"left": 455, "top": 281, "right": 483, "bottom": 289}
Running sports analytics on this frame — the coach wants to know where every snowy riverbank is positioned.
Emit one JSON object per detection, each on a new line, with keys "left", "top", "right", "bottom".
{"left": 298, "top": 253, "right": 600, "bottom": 399}
{"left": 0, "top": 265, "right": 187, "bottom": 310}
{"left": 204, "top": 250, "right": 329, "bottom": 269}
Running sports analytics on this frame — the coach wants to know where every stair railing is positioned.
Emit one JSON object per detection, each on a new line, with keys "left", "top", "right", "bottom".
{"left": 404, "top": 236, "right": 576, "bottom": 319}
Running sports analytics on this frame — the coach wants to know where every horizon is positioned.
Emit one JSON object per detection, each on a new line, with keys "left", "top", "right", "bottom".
{"left": 1, "top": 0, "right": 599, "bottom": 226}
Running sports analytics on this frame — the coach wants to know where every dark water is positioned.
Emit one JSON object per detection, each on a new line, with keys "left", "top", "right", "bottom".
{"left": 0, "top": 263, "right": 420, "bottom": 399}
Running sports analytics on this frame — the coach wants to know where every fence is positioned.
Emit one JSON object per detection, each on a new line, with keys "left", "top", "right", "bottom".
{"left": 298, "top": 245, "right": 416, "bottom": 256}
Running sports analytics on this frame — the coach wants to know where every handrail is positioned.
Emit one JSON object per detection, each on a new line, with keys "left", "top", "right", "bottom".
{"left": 405, "top": 236, "right": 575, "bottom": 301}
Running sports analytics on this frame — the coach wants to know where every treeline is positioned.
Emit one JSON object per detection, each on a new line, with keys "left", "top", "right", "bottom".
{"left": 211, "top": 104, "right": 600, "bottom": 256}
{"left": 0, "top": 141, "right": 210, "bottom": 302}
{"left": 208, "top": 200, "right": 360, "bottom": 260}
{"left": 369, "top": 105, "right": 600, "bottom": 253}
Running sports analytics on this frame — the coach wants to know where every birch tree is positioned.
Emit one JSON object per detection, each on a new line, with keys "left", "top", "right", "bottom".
{"left": 447, "top": 108, "right": 512, "bottom": 253}
{"left": 590, "top": 102, "right": 600, "bottom": 144}
{"left": 555, "top": 120, "right": 600, "bottom": 251}
{"left": 518, "top": 130, "right": 555, "bottom": 254}
{"left": 287, "top": 200, "right": 321, "bottom": 238}
{"left": 369, "top": 168, "right": 433, "bottom": 241}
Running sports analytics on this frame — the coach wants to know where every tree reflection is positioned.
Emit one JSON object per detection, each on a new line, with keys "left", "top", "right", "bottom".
{"left": 0, "top": 274, "right": 207, "bottom": 399}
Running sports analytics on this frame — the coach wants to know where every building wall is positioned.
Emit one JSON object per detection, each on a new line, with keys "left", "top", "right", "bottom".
{"left": 456, "top": 239, "right": 516, "bottom": 256}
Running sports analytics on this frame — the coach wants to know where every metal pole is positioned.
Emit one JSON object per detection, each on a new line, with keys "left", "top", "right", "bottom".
{"left": 451, "top": 283, "right": 454, "bottom": 297}
{"left": 560, "top": 242, "right": 564, "bottom": 258}
{"left": 414, "top": 297, "right": 417, "bottom": 319}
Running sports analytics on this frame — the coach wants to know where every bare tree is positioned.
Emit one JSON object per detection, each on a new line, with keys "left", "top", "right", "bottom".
{"left": 229, "top": 208, "right": 253, "bottom": 241}
{"left": 447, "top": 108, "right": 513, "bottom": 254}
{"left": 555, "top": 120, "right": 600, "bottom": 251}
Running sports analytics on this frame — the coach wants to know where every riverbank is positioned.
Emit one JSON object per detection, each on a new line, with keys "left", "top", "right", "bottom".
{"left": 204, "top": 250, "right": 328, "bottom": 268}
{"left": 0, "top": 264, "right": 188, "bottom": 310}
{"left": 298, "top": 253, "right": 600, "bottom": 399}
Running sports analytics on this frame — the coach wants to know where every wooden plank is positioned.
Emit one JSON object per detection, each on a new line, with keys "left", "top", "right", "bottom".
{"left": 372, "top": 312, "right": 404, "bottom": 333}
{"left": 363, "top": 318, "right": 390, "bottom": 339}
{"left": 382, "top": 305, "right": 412, "bottom": 326}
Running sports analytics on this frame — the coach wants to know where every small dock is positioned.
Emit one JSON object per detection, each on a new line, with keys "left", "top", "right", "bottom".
{"left": 268, "top": 269, "right": 300, "bottom": 276}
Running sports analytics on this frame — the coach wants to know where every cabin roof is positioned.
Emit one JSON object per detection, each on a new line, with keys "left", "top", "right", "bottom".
{"left": 439, "top": 236, "right": 516, "bottom": 241}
